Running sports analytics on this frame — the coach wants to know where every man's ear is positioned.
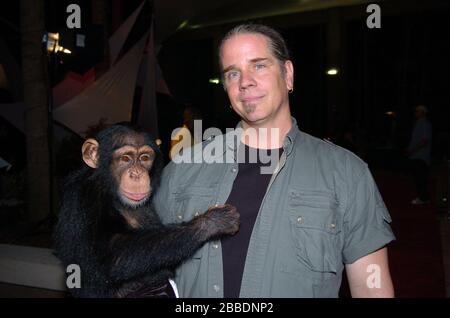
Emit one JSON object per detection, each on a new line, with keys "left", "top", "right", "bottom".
{"left": 156, "top": 139, "right": 162, "bottom": 147}
{"left": 82, "top": 139, "right": 99, "bottom": 168}
{"left": 284, "top": 60, "right": 294, "bottom": 91}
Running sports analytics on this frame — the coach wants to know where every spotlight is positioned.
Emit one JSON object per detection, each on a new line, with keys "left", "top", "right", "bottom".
{"left": 209, "top": 78, "right": 220, "bottom": 85}
{"left": 326, "top": 68, "right": 338, "bottom": 76}
{"left": 385, "top": 111, "right": 396, "bottom": 117}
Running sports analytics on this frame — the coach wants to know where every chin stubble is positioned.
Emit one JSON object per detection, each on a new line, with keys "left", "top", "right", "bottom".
{"left": 244, "top": 103, "right": 256, "bottom": 114}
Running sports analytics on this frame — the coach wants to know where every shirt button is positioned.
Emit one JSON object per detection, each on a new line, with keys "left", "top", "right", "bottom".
{"left": 330, "top": 223, "right": 336, "bottom": 229}
{"left": 297, "top": 216, "right": 303, "bottom": 224}
{"left": 231, "top": 168, "right": 237, "bottom": 173}
{"left": 194, "top": 212, "right": 200, "bottom": 217}
{"left": 212, "top": 243, "right": 219, "bottom": 249}
{"left": 213, "top": 284, "right": 220, "bottom": 292}
{"left": 177, "top": 215, "right": 183, "bottom": 220}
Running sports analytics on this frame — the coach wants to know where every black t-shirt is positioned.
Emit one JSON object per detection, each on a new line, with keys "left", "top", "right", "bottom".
{"left": 222, "top": 144, "right": 282, "bottom": 298}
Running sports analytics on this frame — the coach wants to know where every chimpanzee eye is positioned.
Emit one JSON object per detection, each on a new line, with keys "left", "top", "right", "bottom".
{"left": 121, "top": 155, "right": 132, "bottom": 163}
{"left": 140, "top": 154, "right": 151, "bottom": 162}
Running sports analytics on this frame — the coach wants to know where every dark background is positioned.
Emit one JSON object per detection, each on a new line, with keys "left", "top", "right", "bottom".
{"left": 0, "top": 0, "right": 449, "bottom": 298}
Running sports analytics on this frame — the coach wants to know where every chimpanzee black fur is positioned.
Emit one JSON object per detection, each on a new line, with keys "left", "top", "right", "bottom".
{"left": 53, "top": 124, "right": 239, "bottom": 297}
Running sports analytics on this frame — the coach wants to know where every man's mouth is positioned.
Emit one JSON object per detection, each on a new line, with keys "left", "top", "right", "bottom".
{"left": 241, "top": 95, "right": 264, "bottom": 103}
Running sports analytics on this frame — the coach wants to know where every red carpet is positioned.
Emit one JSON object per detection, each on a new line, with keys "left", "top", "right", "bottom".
{"left": 372, "top": 170, "right": 446, "bottom": 298}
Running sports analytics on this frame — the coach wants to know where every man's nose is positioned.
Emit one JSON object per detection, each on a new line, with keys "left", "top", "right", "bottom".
{"left": 239, "top": 70, "right": 256, "bottom": 90}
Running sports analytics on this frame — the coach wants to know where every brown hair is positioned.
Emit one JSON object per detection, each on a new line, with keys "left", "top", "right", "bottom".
{"left": 219, "top": 23, "right": 291, "bottom": 78}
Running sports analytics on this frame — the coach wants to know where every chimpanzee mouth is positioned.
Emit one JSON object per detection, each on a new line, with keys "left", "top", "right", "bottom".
{"left": 120, "top": 189, "right": 151, "bottom": 207}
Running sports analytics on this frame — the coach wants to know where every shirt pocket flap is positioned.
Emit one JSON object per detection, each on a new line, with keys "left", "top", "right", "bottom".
{"left": 173, "top": 185, "right": 216, "bottom": 199}
{"left": 288, "top": 189, "right": 340, "bottom": 234}
{"left": 172, "top": 185, "right": 217, "bottom": 222}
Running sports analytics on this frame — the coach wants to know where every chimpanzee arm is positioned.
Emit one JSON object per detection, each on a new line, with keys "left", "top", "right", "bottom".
{"left": 106, "top": 204, "right": 238, "bottom": 282}
{"left": 107, "top": 225, "right": 205, "bottom": 282}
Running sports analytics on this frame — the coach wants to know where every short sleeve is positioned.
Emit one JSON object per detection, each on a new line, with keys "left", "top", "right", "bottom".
{"left": 342, "top": 168, "right": 396, "bottom": 264}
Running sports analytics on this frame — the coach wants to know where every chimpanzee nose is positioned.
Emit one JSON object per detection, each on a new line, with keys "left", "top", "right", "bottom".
{"left": 129, "top": 169, "right": 142, "bottom": 179}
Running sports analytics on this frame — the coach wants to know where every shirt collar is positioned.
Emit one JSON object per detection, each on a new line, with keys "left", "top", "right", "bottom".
{"left": 225, "top": 117, "right": 300, "bottom": 157}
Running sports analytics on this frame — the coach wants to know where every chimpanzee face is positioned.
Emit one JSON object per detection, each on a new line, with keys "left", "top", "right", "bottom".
{"left": 82, "top": 130, "right": 158, "bottom": 209}
{"left": 111, "top": 142, "right": 155, "bottom": 208}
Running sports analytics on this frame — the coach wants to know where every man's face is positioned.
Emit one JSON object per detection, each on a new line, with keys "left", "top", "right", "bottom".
{"left": 220, "top": 33, "right": 293, "bottom": 127}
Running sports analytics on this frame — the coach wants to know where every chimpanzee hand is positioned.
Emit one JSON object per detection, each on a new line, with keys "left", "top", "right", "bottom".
{"left": 194, "top": 204, "right": 240, "bottom": 240}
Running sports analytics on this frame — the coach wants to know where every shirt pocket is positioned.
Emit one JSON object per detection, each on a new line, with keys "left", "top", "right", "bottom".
{"left": 172, "top": 185, "right": 217, "bottom": 259}
{"left": 286, "top": 189, "right": 341, "bottom": 277}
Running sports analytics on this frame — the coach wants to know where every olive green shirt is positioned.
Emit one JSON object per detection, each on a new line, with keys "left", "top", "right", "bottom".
{"left": 154, "top": 118, "right": 395, "bottom": 298}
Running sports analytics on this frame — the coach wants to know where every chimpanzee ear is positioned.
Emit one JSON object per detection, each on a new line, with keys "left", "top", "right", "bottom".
{"left": 82, "top": 138, "right": 100, "bottom": 169}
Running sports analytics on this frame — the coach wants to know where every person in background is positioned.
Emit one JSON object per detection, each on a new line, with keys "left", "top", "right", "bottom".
{"left": 406, "top": 105, "right": 432, "bottom": 205}
{"left": 169, "top": 105, "right": 202, "bottom": 159}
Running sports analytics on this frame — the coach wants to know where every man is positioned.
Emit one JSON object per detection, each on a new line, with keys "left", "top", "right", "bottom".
{"left": 154, "top": 24, "right": 395, "bottom": 297}
{"left": 407, "top": 105, "right": 432, "bottom": 205}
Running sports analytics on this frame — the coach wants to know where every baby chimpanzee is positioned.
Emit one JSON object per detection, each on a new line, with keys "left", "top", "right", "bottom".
{"left": 54, "top": 124, "right": 239, "bottom": 297}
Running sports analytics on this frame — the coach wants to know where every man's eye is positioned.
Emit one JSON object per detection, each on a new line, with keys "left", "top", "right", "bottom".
{"left": 121, "top": 155, "right": 132, "bottom": 163}
{"left": 255, "top": 63, "right": 266, "bottom": 70}
{"left": 226, "top": 71, "right": 239, "bottom": 81}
